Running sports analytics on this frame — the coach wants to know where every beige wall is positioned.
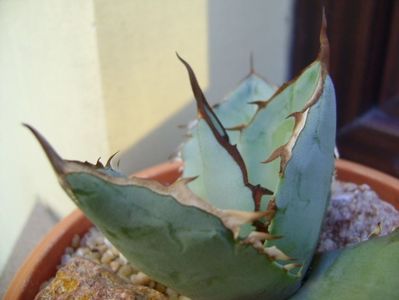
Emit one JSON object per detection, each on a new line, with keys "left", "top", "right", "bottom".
{"left": 0, "top": 0, "right": 292, "bottom": 274}
{"left": 99, "top": 0, "right": 294, "bottom": 174}
{"left": 0, "top": 0, "right": 109, "bottom": 272}
{"left": 95, "top": 0, "right": 209, "bottom": 156}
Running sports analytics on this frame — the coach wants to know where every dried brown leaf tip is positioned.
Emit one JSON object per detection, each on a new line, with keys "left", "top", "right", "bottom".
{"left": 24, "top": 124, "right": 66, "bottom": 176}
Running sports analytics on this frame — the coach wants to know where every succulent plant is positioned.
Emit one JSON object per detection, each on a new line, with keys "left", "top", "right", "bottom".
{"left": 27, "top": 17, "right": 399, "bottom": 300}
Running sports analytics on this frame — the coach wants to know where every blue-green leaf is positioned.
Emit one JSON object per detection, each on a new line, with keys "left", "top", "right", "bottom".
{"left": 290, "top": 230, "right": 399, "bottom": 300}
{"left": 27, "top": 125, "right": 300, "bottom": 300}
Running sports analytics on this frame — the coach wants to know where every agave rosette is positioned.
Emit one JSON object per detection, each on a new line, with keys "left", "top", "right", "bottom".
{"left": 27, "top": 17, "right": 399, "bottom": 300}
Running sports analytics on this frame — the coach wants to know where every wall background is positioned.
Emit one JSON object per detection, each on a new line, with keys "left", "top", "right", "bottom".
{"left": 0, "top": 0, "right": 293, "bottom": 278}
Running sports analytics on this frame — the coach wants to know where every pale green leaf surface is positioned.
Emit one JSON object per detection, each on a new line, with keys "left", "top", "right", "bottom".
{"left": 238, "top": 63, "right": 322, "bottom": 192}
{"left": 268, "top": 76, "right": 336, "bottom": 273}
{"left": 215, "top": 73, "right": 276, "bottom": 144}
{"left": 290, "top": 230, "right": 399, "bottom": 300}
{"left": 184, "top": 120, "right": 254, "bottom": 212}
{"left": 182, "top": 74, "right": 275, "bottom": 212}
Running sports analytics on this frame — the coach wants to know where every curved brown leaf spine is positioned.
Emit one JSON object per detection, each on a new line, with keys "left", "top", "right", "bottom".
{"left": 249, "top": 99, "right": 270, "bottom": 110}
{"left": 177, "top": 53, "right": 273, "bottom": 214}
{"left": 283, "top": 263, "right": 303, "bottom": 272}
{"left": 106, "top": 151, "right": 119, "bottom": 168}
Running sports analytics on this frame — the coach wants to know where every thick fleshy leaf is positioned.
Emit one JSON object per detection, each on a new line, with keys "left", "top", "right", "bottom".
{"left": 268, "top": 75, "right": 336, "bottom": 273}
{"left": 215, "top": 73, "right": 276, "bottom": 144}
{"left": 183, "top": 120, "right": 255, "bottom": 212}
{"left": 290, "top": 230, "right": 399, "bottom": 300}
{"left": 178, "top": 55, "right": 272, "bottom": 217}
{"left": 27, "top": 125, "right": 300, "bottom": 300}
{"left": 182, "top": 74, "right": 276, "bottom": 200}
{"left": 238, "top": 62, "right": 323, "bottom": 192}
{"left": 264, "top": 21, "right": 335, "bottom": 276}
{"left": 182, "top": 19, "right": 335, "bottom": 276}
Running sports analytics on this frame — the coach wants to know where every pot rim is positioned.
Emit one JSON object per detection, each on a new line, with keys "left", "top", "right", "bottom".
{"left": 4, "top": 159, "right": 399, "bottom": 300}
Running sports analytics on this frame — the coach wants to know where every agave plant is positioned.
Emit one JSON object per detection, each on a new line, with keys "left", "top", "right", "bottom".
{"left": 27, "top": 19, "right": 399, "bottom": 300}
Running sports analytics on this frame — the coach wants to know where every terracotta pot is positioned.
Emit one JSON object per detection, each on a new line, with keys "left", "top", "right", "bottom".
{"left": 5, "top": 159, "right": 399, "bottom": 300}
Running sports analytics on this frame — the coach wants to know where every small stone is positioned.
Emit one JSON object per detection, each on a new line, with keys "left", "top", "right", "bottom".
{"left": 155, "top": 282, "right": 167, "bottom": 293}
{"left": 64, "top": 247, "right": 74, "bottom": 255}
{"left": 75, "top": 247, "right": 89, "bottom": 257}
{"left": 117, "top": 264, "right": 134, "bottom": 279}
{"left": 35, "top": 257, "right": 167, "bottom": 299}
{"left": 110, "top": 259, "right": 120, "bottom": 272}
{"left": 71, "top": 234, "right": 80, "bottom": 248}
{"left": 86, "top": 251, "right": 101, "bottom": 263}
{"left": 130, "top": 272, "right": 151, "bottom": 286}
{"left": 110, "top": 246, "right": 120, "bottom": 256}
{"left": 61, "top": 254, "right": 71, "bottom": 266}
{"left": 97, "top": 244, "right": 108, "bottom": 254}
{"left": 166, "top": 288, "right": 179, "bottom": 299}
{"left": 101, "top": 249, "right": 116, "bottom": 264}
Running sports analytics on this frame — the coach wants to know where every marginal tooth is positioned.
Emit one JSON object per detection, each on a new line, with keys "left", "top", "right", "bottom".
{"left": 106, "top": 151, "right": 119, "bottom": 167}
{"left": 262, "top": 109, "right": 308, "bottom": 176}
{"left": 95, "top": 157, "right": 103, "bottom": 167}
{"left": 243, "top": 232, "right": 281, "bottom": 245}
{"left": 249, "top": 100, "right": 269, "bottom": 109}
{"left": 224, "top": 210, "right": 270, "bottom": 225}
{"left": 368, "top": 222, "right": 382, "bottom": 238}
{"left": 222, "top": 210, "right": 270, "bottom": 239}
{"left": 283, "top": 263, "right": 302, "bottom": 272}
{"left": 225, "top": 124, "right": 247, "bottom": 132}
{"left": 264, "top": 246, "right": 294, "bottom": 261}
{"left": 174, "top": 176, "right": 198, "bottom": 186}
{"left": 286, "top": 111, "right": 302, "bottom": 121}
{"left": 265, "top": 198, "right": 277, "bottom": 218}
{"left": 262, "top": 146, "right": 289, "bottom": 176}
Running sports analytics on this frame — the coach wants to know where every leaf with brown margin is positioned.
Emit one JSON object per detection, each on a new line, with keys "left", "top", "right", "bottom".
{"left": 26, "top": 124, "right": 301, "bottom": 300}
{"left": 177, "top": 54, "right": 272, "bottom": 218}
{"left": 238, "top": 15, "right": 330, "bottom": 192}
{"left": 264, "top": 15, "right": 335, "bottom": 276}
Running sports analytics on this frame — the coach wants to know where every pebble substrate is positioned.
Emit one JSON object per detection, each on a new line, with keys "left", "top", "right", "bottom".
{"left": 54, "top": 180, "right": 399, "bottom": 299}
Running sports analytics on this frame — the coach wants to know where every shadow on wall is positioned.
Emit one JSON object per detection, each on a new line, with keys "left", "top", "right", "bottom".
{"left": 118, "top": 1, "right": 293, "bottom": 174}
{"left": 117, "top": 103, "right": 195, "bottom": 174}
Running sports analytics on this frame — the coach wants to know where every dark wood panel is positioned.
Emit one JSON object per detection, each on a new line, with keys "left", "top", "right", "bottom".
{"left": 292, "top": 0, "right": 399, "bottom": 177}
{"left": 337, "top": 101, "right": 399, "bottom": 176}
{"left": 292, "top": 0, "right": 392, "bottom": 127}
{"left": 379, "top": 1, "right": 399, "bottom": 103}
